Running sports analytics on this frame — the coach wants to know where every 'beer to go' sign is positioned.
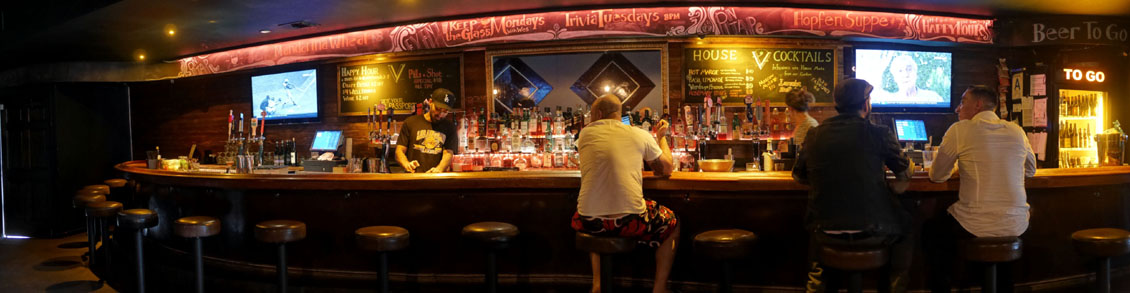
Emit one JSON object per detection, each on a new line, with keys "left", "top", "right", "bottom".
{"left": 1063, "top": 68, "right": 1105, "bottom": 83}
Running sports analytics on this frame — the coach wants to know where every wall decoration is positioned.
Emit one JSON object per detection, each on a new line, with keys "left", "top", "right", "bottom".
{"left": 492, "top": 58, "right": 553, "bottom": 113}
{"left": 179, "top": 6, "right": 992, "bottom": 77}
{"left": 570, "top": 52, "right": 655, "bottom": 110}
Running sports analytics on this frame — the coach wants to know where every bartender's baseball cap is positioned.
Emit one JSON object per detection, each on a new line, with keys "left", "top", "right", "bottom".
{"left": 833, "top": 78, "right": 873, "bottom": 113}
{"left": 429, "top": 88, "right": 455, "bottom": 110}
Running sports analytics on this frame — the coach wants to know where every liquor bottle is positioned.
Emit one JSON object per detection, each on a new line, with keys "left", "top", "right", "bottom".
{"left": 554, "top": 106, "right": 565, "bottom": 136}
{"left": 565, "top": 107, "right": 575, "bottom": 135}
{"left": 732, "top": 113, "right": 743, "bottom": 140}
{"left": 521, "top": 108, "right": 530, "bottom": 135}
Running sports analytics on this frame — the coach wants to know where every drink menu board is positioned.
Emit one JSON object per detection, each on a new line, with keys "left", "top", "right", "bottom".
{"left": 338, "top": 56, "right": 462, "bottom": 115}
{"left": 684, "top": 47, "right": 835, "bottom": 104}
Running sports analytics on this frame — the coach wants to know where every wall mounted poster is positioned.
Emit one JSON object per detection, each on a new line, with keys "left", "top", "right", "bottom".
{"left": 338, "top": 56, "right": 462, "bottom": 115}
{"left": 684, "top": 47, "right": 835, "bottom": 104}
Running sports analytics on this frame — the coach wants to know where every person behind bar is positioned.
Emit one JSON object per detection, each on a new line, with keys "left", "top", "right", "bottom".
{"left": 395, "top": 95, "right": 456, "bottom": 173}
{"left": 924, "top": 85, "right": 1036, "bottom": 293}
{"left": 571, "top": 94, "right": 677, "bottom": 293}
{"left": 793, "top": 78, "right": 913, "bottom": 293}
{"left": 786, "top": 87, "right": 819, "bottom": 147}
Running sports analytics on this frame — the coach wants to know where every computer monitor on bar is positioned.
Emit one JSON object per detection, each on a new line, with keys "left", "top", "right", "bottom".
{"left": 894, "top": 119, "right": 928, "bottom": 142}
{"left": 311, "top": 130, "right": 344, "bottom": 152}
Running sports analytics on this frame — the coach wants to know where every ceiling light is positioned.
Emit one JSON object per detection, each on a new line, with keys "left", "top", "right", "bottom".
{"left": 164, "top": 24, "right": 177, "bottom": 37}
{"left": 260, "top": 29, "right": 272, "bottom": 34}
{"left": 138, "top": 54, "right": 146, "bottom": 60}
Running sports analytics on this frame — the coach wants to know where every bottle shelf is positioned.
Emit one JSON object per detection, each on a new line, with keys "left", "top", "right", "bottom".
{"left": 1060, "top": 147, "right": 1096, "bottom": 151}
{"left": 1060, "top": 116, "right": 1099, "bottom": 120}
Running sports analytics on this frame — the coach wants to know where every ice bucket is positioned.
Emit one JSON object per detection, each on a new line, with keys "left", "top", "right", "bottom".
{"left": 1095, "top": 133, "right": 1127, "bottom": 166}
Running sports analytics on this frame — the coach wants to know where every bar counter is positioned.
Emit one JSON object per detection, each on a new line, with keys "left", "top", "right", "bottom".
{"left": 116, "top": 161, "right": 1130, "bottom": 291}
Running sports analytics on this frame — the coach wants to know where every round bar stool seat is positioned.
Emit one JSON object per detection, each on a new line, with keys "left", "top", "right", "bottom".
{"left": 175, "top": 216, "right": 221, "bottom": 293}
{"left": 356, "top": 226, "right": 410, "bottom": 251}
{"left": 820, "top": 245, "right": 888, "bottom": 271}
{"left": 255, "top": 220, "right": 307, "bottom": 243}
{"left": 174, "top": 216, "right": 221, "bottom": 238}
{"left": 83, "top": 184, "right": 111, "bottom": 195}
{"left": 118, "top": 209, "right": 158, "bottom": 230}
{"left": 1072, "top": 228, "right": 1130, "bottom": 257}
{"left": 119, "top": 209, "right": 158, "bottom": 293}
{"left": 694, "top": 229, "right": 757, "bottom": 259}
{"left": 462, "top": 222, "right": 519, "bottom": 293}
{"left": 86, "top": 201, "right": 123, "bottom": 218}
{"left": 104, "top": 179, "right": 128, "bottom": 188}
{"left": 961, "top": 237, "right": 1022, "bottom": 293}
{"left": 73, "top": 192, "right": 106, "bottom": 208}
{"left": 256, "top": 220, "right": 307, "bottom": 293}
{"left": 462, "top": 221, "right": 519, "bottom": 249}
{"left": 575, "top": 232, "right": 635, "bottom": 254}
{"left": 356, "top": 226, "right": 410, "bottom": 293}
{"left": 1072, "top": 228, "right": 1130, "bottom": 293}
{"left": 961, "top": 237, "right": 1022, "bottom": 263}
{"left": 694, "top": 229, "right": 757, "bottom": 293}
{"left": 576, "top": 232, "right": 635, "bottom": 293}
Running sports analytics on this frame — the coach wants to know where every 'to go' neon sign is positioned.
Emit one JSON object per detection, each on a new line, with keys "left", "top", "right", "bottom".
{"left": 1063, "top": 68, "right": 1105, "bottom": 82}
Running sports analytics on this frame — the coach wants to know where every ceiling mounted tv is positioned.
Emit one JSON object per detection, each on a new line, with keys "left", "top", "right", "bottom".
{"left": 251, "top": 69, "right": 319, "bottom": 120}
{"left": 855, "top": 49, "right": 952, "bottom": 110}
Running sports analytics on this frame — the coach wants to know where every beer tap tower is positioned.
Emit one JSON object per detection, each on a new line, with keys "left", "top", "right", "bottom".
{"left": 369, "top": 103, "right": 393, "bottom": 173}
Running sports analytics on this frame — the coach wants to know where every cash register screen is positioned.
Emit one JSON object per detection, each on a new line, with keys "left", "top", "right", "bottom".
{"left": 894, "top": 119, "right": 928, "bottom": 142}
{"left": 310, "top": 130, "right": 344, "bottom": 151}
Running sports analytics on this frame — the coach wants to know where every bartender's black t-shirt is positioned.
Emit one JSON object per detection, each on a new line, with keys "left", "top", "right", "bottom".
{"left": 397, "top": 114, "right": 457, "bottom": 173}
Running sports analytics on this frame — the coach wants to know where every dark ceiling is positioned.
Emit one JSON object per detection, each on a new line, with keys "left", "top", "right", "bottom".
{"left": 1, "top": 0, "right": 1128, "bottom": 70}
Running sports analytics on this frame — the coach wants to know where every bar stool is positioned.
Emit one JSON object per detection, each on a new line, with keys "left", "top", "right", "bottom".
{"left": 1072, "top": 228, "right": 1130, "bottom": 293}
{"left": 104, "top": 178, "right": 129, "bottom": 204}
{"left": 83, "top": 184, "right": 111, "bottom": 196}
{"left": 575, "top": 232, "right": 635, "bottom": 293}
{"left": 819, "top": 243, "right": 888, "bottom": 293}
{"left": 255, "top": 220, "right": 307, "bottom": 293}
{"left": 961, "top": 237, "right": 1022, "bottom": 293}
{"left": 118, "top": 209, "right": 158, "bottom": 293}
{"left": 73, "top": 190, "right": 106, "bottom": 263}
{"left": 462, "top": 222, "right": 519, "bottom": 293}
{"left": 356, "top": 226, "right": 409, "bottom": 293}
{"left": 175, "top": 216, "right": 221, "bottom": 293}
{"left": 86, "top": 201, "right": 123, "bottom": 272}
{"left": 693, "top": 229, "right": 757, "bottom": 293}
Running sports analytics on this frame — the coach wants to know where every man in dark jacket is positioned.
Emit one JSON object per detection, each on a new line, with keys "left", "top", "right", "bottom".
{"left": 793, "top": 78, "right": 913, "bottom": 293}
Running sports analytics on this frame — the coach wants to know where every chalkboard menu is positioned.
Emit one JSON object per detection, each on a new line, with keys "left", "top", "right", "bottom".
{"left": 684, "top": 48, "right": 836, "bottom": 104}
{"left": 339, "top": 56, "right": 462, "bottom": 115}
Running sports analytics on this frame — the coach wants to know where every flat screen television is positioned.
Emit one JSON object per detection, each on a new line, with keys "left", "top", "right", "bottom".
{"left": 893, "top": 119, "right": 928, "bottom": 142}
{"left": 310, "top": 130, "right": 344, "bottom": 152}
{"left": 251, "top": 69, "right": 319, "bottom": 120}
{"left": 854, "top": 49, "right": 952, "bottom": 110}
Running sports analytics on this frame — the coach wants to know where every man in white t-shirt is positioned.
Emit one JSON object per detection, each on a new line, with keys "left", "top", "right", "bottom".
{"left": 925, "top": 85, "right": 1037, "bottom": 292}
{"left": 571, "top": 94, "right": 676, "bottom": 293}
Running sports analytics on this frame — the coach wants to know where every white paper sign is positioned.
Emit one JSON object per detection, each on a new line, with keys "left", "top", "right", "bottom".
{"left": 1033, "top": 98, "right": 1047, "bottom": 127}
{"left": 1012, "top": 73, "right": 1024, "bottom": 100}
{"left": 1030, "top": 74, "right": 1047, "bottom": 96}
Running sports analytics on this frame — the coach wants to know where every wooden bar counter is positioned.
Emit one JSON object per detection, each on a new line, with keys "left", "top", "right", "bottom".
{"left": 116, "top": 161, "right": 1130, "bottom": 291}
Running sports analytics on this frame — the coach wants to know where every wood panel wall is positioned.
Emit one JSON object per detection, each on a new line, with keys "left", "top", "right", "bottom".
{"left": 129, "top": 39, "right": 998, "bottom": 160}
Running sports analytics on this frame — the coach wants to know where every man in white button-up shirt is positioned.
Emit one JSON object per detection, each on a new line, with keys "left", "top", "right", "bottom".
{"left": 925, "top": 85, "right": 1037, "bottom": 292}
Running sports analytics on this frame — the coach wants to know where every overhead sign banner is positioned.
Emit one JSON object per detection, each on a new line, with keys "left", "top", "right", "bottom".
{"left": 179, "top": 6, "right": 992, "bottom": 77}
{"left": 1002, "top": 17, "right": 1130, "bottom": 46}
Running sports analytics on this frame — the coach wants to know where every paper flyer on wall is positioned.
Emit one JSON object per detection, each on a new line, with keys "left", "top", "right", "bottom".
{"left": 1030, "top": 74, "right": 1046, "bottom": 96}
{"left": 1021, "top": 96, "right": 1034, "bottom": 127}
{"left": 1033, "top": 98, "right": 1047, "bottom": 127}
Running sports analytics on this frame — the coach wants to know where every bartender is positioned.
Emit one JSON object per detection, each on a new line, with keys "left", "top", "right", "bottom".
{"left": 395, "top": 89, "right": 457, "bottom": 173}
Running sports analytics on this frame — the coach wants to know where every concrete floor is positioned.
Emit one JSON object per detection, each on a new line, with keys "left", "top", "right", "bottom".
{"left": 0, "top": 234, "right": 117, "bottom": 292}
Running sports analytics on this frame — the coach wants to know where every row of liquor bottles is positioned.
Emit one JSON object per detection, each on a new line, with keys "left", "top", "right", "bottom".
{"left": 453, "top": 101, "right": 799, "bottom": 155}
{"left": 1060, "top": 94, "right": 1100, "bottom": 117}
{"left": 1059, "top": 122, "right": 1095, "bottom": 149}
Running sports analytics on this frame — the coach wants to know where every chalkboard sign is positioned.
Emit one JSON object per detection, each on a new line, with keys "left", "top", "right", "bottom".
{"left": 339, "top": 56, "right": 462, "bottom": 115}
{"left": 684, "top": 47, "right": 836, "bottom": 104}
